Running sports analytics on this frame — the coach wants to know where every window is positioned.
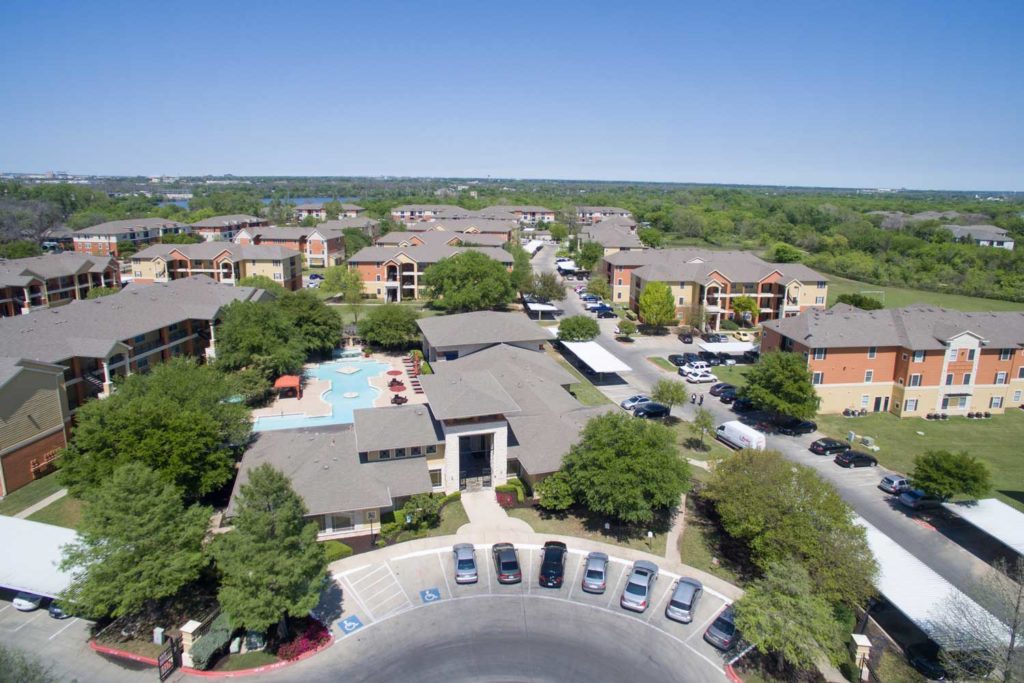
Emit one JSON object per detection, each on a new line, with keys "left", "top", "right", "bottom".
{"left": 902, "top": 353, "right": 908, "bottom": 361}
{"left": 378, "top": 449, "right": 390, "bottom": 460}
{"left": 867, "top": 346, "right": 877, "bottom": 359}
{"left": 1014, "top": 391, "right": 1022, "bottom": 403}
{"left": 815, "top": 296, "right": 825, "bottom": 305}
{"left": 617, "top": 278, "right": 622, "bottom": 285}
{"left": 1019, "top": 367, "right": 1024, "bottom": 380}
{"left": 945, "top": 373, "right": 954, "bottom": 386}
{"left": 812, "top": 371, "right": 824, "bottom": 385}
{"left": 948, "top": 348, "right": 958, "bottom": 361}
{"left": 941, "top": 396, "right": 968, "bottom": 410}
{"left": 426, "top": 444, "right": 437, "bottom": 454}
{"left": 963, "top": 373, "right": 972, "bottom": 385}
{"left": 678, "top": 297, "right": 685, "bottom": 305}
{"left": 813, "top": 348, "right": 826, "bottom": 360}
{"left": 913, "top": 350, "right": 925, "bottom": 363}
{"left": 394, "top": 447, "right": 406, "bottom": 458}
{"left": 864, "top": 370, "right": 874, "bottom": 383}
{"left": 904, "top": 399, "right": 918, "bottom": 412}
{"left": 968, "top": 349, "right": 976, "bottom": 361}
{"left": 273, "top": 273, "right": 282, "bottom": 280}
{"left": 272, "top": 260, "right": 282, "bottom": 266}
{"left": 134, "top": 271, "right": 142, "bottom": 277}
{"left": 994, "top": 371, "right": 1007, "bottom": 385}
{"left": 991, "top": 396, "right": 1004, "bottom": 409}
{"left": 429, "top": 469, "right": 442, "bottom": 488}
{"left": 817, "top": 281, "right": 826, "bottom": 289}
{"left": 134, "top": 334, "right": 146, "bottom": 342}
{"left": 617, "top": 292, "right": 622, "bottom": 300}
{"left": 330, "top": 514, "right": 353, "bottom": 531}
{"left": 1000, "top": 348, "right": 1012, "bottom": 361}
{"left": 861, "top": 395, "right": 870, "bottom": 408}
{"left": 909, "top": 374, "right": 922, "bottom": 387}
{"left": 411, "top": 446, "right": 422, "bottom": 456}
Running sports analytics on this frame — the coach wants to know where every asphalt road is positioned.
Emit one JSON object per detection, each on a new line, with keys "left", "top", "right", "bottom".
{"left": 535, "top": 248, "right": 1003, "bottom": 611}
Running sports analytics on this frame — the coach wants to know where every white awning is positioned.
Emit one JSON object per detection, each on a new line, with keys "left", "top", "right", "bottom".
{"left": 0, "top": 516, "right": 78, "bottom": 598}
{"left": 942, "top": 498, "right": 1024, "bottom": 556}
{"left": 525, "top": 301, "right": 559, "bottom": 312}
{"left": 561, "top": 341, "right": 632, "bottom": 373}
{"left": 697, "top": 341, "right": 755, "bottom": 354}
{"left": 523, "top": 240, "right": 544, "bottom": 255}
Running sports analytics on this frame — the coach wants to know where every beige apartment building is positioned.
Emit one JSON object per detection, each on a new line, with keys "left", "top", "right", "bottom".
{"left": 131, "top": 243, "right": 302, "bottom": 290}
{"left": 0, "top": 252, "right": 120, "bottom": 317}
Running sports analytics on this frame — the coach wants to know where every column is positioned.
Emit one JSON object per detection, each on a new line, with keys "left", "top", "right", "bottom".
{"left": 205, "top": 321, "right": 217, "bottom": 360}
{"left": 21, "top": 287, "right": 31, "bottom": 314}
{"left": 101, "top": 360, "right": 113, "bottom": 398}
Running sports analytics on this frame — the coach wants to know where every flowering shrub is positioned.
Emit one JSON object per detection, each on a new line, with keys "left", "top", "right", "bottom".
{"left": 276, "top": 620, "right": 330, "bottom": 661}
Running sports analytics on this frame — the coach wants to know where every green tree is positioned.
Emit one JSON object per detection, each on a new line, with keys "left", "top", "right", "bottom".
{"left": 527, "top": 272, "right": 567, "bottom": 301}
{"left": 689, "top": 407, "right": 715, "bottom": 450}
{"left": 422, "top": 251, "right": 515, "bottom": 311}
{"left": 160, "top": 233, "right": 202, "bottom": 245}
{"left": 741, "top": 351, "right": 819, "bottom": 419}
{"left": 835, "top": 293, "right": 884, "bottom": 310}
{"left": 216, "top": 300, "right": 306, "bottom": 378}
{"left": 561, "top": 413, "right": 690, "bottom": 525}
{"left": 766, "top": 242, "right": 803, "bottom": 263}
{"left": 213, "top": 464, "right": 326, "bottom": 634}
{"left": 61, "top": 463, "right": 210, "bottom": 618}
{"left": 586, "top": 276, "right": 611, "bottom": 300}
{"left": 705, "top": 450, "right": 876, "bottom": 606}
{"left": 536, "top": 471, "right": 574, "bottom": 512}
{"left": 637, "top": 227, "right": 663, "bottom": 248}
{"left": 910, "top": 450, "right": 991, "bottom": 501}
{"left": 730, "top": 295, "right": 758, "bottom": 325}
{"left": 616, "top": 320, "right": 637, "bottom": 339}
{"left": 321, "top": 265, "right": 363, "bottom": 299}
{"left": 116, "top": 240, "right": 137, "bottom": 258}
{"left": 548, "top": 223, "right": 569, "bottom": 242}
{"left": 651, "top": 378, "right": 687, "bottom": 413}
{"left": 508, "top": 243, "right": 533, "bottom": 292}
{"left": 734, "top": 561, "right": 847, "bottom": 672}
{"left": 638, "top": 281, "right": 676, "bottom": 329}
{"left": 0, "top": 240, "right": 43, "bottom": 259}
{"left": 684, "top": 304, "right": 707, "bottom": 331}
{"left": 323, "top": 200, "right": 343, "bottom": 220}
{"left": 0, "top": 643, "right": 63, "bottom": 682}
{"left": 237, "top": 275, "right": 287, "bottom": 296}
{"left": 59, "top": 359, "right": 250, "bottom": 500}
{"left": 576, "top": 241, "right": 605, "bottom": 271}
{"left": 357, "top": 304, "right": 420, "bottom": 349}
{"left": 276, "top": 290, "right": 342, "bottom": 355}
{"left": 342, "top": 228, "right": 370, "bottom": 256}
{"left": 558, "top": 315, "right": 600, "bottom": 342}
{"left": 299, "top": 215, "right": 320, "bottom": 227}
{"left": 85, "top": 286, "right": 119, "bottom": 299}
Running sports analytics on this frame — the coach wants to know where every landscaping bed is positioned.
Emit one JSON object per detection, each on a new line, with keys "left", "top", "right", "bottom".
{"left": 507, "top": 505, "right": 669, "bottom": 555}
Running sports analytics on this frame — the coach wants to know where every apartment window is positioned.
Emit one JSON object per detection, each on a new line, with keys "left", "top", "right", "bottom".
{"left": 902, "top": 353, "right": 908, "bottom": 361}
{"left": 429, "top": 469, "right": 443, "bottom": 488}
{"left": 815, "top": 296, "right": 825, "bottom": 305}
{"left": 867, "top": 346, "right": 877, "bottom": 359}
{"left": 394, "top": 447, "right": 406, "bottom": 458}
{"left": 948, "top": 348, "right": 958, "bottom": 361}
{"left": 967, "top": 349, "right": 976, "bottom": 361}
{"left": 272, "top": 260, "right": 282, "bottom": 266}
{"left": 617, "top": 278, "right": 622, "bottom": 285}
{"left": 1000, "top": 349, "right": 1012, "bottom": 361}
{"left": 817, "top": 281, "right": 826, "bottom": 289}
{"left": 913, "top": 350, "right": 925, "bottom": 363}
{"left": 861, "top": 395, "right": 870, "bottom": 408}
{"left": 990, "top": 396, "right": 1004, "bottom": 409}
{"left": 1014, "top": 390, "right": 1022, "bottom": 403}
{"left": 410, "top": 446, "right": 422, "bottom": 456}
{"left": 945, "top": 373, "right": 954, "bottom": 386}
{"left": 963, "top": 373, "right": 972, "bottom": 385}
{"left": 378, "top": 449, "right": 390, "bottom": 460}
{"left": 864, "top": 370, "right": 874, "bottom": 383}
{"left": 1019, "top": 367, "right": 1024, "bottom": 379}
{"left": 617, "top": 292, "right": 622, "bottom": 300}
{"left": 375, "top": 274, "right": 381, "bottom": 282}
{"left": 330, "top": 514, "right": 353, "bottom": 531}
{"left": 996, "top": 371, "right": 1007, "bottom": 385}
{"left": 909, "top": 374, "right": 922, "bottom": 387}
{"left": 942, "top": 396, "right": 968, "bottom": 410}
{"left": 904, "top": 399, "right": 918, "bottom": 412}
{"left": 678, "top": 297, "right": 685, "bottom": 305}
{"left": 812, "top": 371, "right": 824, "bottom": 385}
{"left": 273, "top": 273, "right": 282, "bottom": 280}
{"left": 426, "top": 445, "right": 437, "bottom": 454}
{"left": 813, "top": 348, "right": 826, "bottom": 361}
{"left": 134, "top": 271, "right": 142, "bottom": 277}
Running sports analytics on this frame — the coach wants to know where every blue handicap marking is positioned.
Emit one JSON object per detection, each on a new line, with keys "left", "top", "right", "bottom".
{"left": 338, "top": 615, "right": 364, "bottom": 636}
{"left": 419, "top": 587, "right": 442, "bottom": 604}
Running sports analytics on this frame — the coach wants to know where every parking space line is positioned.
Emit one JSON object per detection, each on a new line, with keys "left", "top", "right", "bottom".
{"left": 436, "top": 551, "right": 453, "bottom": 597}
{"left": 645, "top": 580, "right": 674, "bottom": 623}
{"left": 485, "top": 548, "right": 494, "bottom": 593}
{"left": 526, "top": 549, "right": 534, "bottom": 593}
{"left": 606, "top": 566, "right": 628, "bottom": 609}
{"left": 384, "top": 560, "right": 414, "bottom": 606}
{"left": 337, "top": 564, "right": 371, "bottom": 577}
{"left": 364, "top": 586, "right": 404, "bottom": 605}
{"left": 337, "top": 576, "right": 376, "bottom": 622}
{"left": 566, "top": 555, "right": 583, "bottom": 600}
{"left": 13, "top": 610, "right": 45, "bottom": 632}
{"left": 349, "top": 565, "right": 388, "bottom": 586}
{"left": 0, "top": 604, "right": 11, "bottom": 614}
{"left": 686, "top": 608, "right": 724, "bottom": 644}
{"left": 355, "top": 572, "right": 392, "bottom": 593}
{"left": 683, "top": 641, "right": 728, "bottom": 673}
{"left": 48, "top": 617, "right": 78, "bottom": 640}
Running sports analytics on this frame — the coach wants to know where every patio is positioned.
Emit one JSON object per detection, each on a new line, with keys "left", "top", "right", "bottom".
{"left": 366, "top": 352, "right": 428, "bottom": 408}
{"left": 251, "top": 375, "right": 333, "bottom": 420}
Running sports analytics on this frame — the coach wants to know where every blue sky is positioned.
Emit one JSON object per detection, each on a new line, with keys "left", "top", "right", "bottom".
{"left": 1, "top": 0, "right": 1021, "bottom": 190}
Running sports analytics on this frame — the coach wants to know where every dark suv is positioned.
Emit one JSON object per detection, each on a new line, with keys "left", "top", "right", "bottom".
{"left": 634, "top": 402, "right": 670, "bottom": 419}
{"left": 698, "top": 351, "right": 722, "bottom": 366}
{"left": 538, "top": 541, "right": 567, "bottom": 588}
{"left": 773, "top": 415, "right": 817, "bottom": 435}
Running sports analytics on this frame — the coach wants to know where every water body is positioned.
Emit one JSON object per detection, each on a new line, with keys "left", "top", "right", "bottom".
{"left": 158, "top": 199, "right": 190, "bottom": 209}
{"left": 260, "top": 196, "right": 358, "bottom": 205}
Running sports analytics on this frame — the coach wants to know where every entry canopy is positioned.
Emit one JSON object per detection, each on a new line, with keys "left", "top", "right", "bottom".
{"left": 560, "top": 341, "right": 631, "bottom": 374}
{"left": 0, "top": 516, "right": 78, "bottom": 598}
{"left": 697, "top": 341, "right": 755, "bottom": 354}
{"left": 942, "top": 498, "right": 1024, "bottom": 556}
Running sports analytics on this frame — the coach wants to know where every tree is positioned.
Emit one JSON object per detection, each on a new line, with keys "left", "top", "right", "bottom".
{"left": 576, "top": 241, "right": 605, "bottom": 271}
{"left": 652, "top": 378, "right": 687, "bottom": 413}
{"left": 299, "top": 215, "right": 320, "bottom": 227}
{"left": 536, "top": 471, "right": 574, "bottom": 511}
{"left": 766, "top": 242, "right": 803, "bottom": 263}
{"left": 616, "top": 320, "right": 637, "bottom": 339}
{"left": 321, "top": 265, "right": 363, "bottom": 299}
{"left": 637, "top": 227, "right": 664, "bottom": 248}
{"left": 548, "top": 223, "right": 568, "bottom": 242}
{"left": 558, "top": 315, "right": 600, "bottom": 342}
{"left": 213, "top": 464, "right": 326, "bottom": 634}
{"left": 422, "top": 251, "right": 515, "bottom": 311}
{"left": 357, "top": 304, "right": 420, "bottom": 349}
{"left": 59, "top": 359, "right": 250, "bottom": 500}
{"left": 586, "top": 276, "right": 610, "bottom": 300}
{"left": 237, "top": 275, "right": 287, "bottom": 296}
{"left": 342, "top": 228, "right": 370, "bottom": 256}
{"left": 684, "top": 304, "right": 708, "bottom": 331}
{"left": 835, "top": 293, "right": 884, "bottom": 310}
{"left": 85, "top": 286, "right": 119, "bottom": 299}
{"left": 731, "top": 295, "right": 758, "bottom": 325}
{"left": 0, "top": 240, "right": 43, "bottom": 259}
{"left": 161, "top": 233, "right": 202, "bottom": 245}
{"left": 638, "top": 281, "right": 676, "bottom": 329}
{"left": 741, "top": 351, "right": 819, "bottom": 419}
{"left": 527, "top": 272, "right": 566, "bottom": 301}
{"left": 705, "top": 450, "right": 876, "bottom": 606}
{"left": 910, "top": 450, "right": 991, "bottom": 501}
{"left": 116, "top": 240, "right": 137, "bottom": 258}
{"left": 689, "top": 407, "right": 715, "bottom": 450}
{"left": 323, "top": 200, "right": 343, "bottom": 220}
{"left": 216, "top": 300, "right": 306, "bottom": 378}
{"left": 61, "top": 463, "right": 210, "bottom": 618}
{"left": 276, "top": 290, "right": 342, "bottom": 355}
{"left": 508, "top": 243, "right": 533, "bottom": 293}
{"left": 560, "top": 413, "right": 690, "bottom": 525}
{"left": 734, "top": 561, "right": 846, "bottom": 672}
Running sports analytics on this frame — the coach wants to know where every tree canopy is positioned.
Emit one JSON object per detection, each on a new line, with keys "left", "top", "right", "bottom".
{"left": 276, "top": 290, "right": 342, "bottom": 354}
{"left": 85, "top": 286, "right": 119, "bottom": 299}
{"left": 741, "top": 351, "right": 819, "bottom": 419}
{"left": 730, "top": 295, "right": 758, "bottom": 324}
{"left": 357, "top": 304, "right": 420, "bottom": 349}
{"left": 576, "top": 241, "right": 605, "bottom": 271}
{"left": 238, "top": 275, "right": 287, "bottom": 296}
{"left": 321, "top": 265, "right": 363, "bottom": 300}
{"left": 216, "top": 300, "right": 306, "bottom": 379}
{"left": 422, "top": 251, "right": 515, "bottom": 311}
{"left": 638, "top": 281, "right": 676, "bottom": 329}
{"left": 651, "top": 378, "right": 687, "bottom": 411}
{"left": 508, "top": 243, "right": 533, "bottom": 292}
{"left": 548, "top": 223, "right": 569, "bottom": 241}
{"left": 910, "top": 450, "right": 991, "bottom": 501}
{"left": 585, "top": 276, "right": 610, "bottom": 300}
{"left": 637, "top": 227, "right": 664, "bottom": 248}
{"left": 558, "top": 314, "right": 600, "bottom": 342}
{"left": 527, "top": 271, "right": 566, "bottom": 301}
{"left": 835, "top": 293, "right": 884, "bottom": 310}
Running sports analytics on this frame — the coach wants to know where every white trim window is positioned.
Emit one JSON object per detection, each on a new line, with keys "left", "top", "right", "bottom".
{"left": 860, "top": 395, "right": 870, "bottom": 408}
{"left": 913, "top": 350, "right": 925, "bottom": 363}
{"left": 1000, "top": 348, "right": 1013, "bottom": 361}
{"left": 1013, "top": 390, "right": 1022, "bottom": 403}
{"left": 813, "top": 348, "right": 826, "bottom": 361}
{"left": 990, "top": 396, "right": 1004, "bottom": 409}
{"left": 909, "top": 374, "right": 922, "bottom": 387}
{"left": 812, "top": 371, "right": 824, "bottom": 385}
{"left": 867, "top": 346, "right": 877, "bottom": 359}
{"left": 948, "top": 348, "right": 958, "bottom": 361}
{"left": 963, "top": 373, "right": 972, "bottom": 385}
{"left": 995, "top": 371, "right": 1007, "bottom": 385}
{"left": 904, "top": 398, "right": 918, "bottom": 412}
{"left": 864, "top": 370, "right": 874, "bottom": 383}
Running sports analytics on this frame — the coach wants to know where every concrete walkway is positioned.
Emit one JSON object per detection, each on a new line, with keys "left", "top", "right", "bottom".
{"left": 663, "top": 493, "right": 687, "bottom": 561}
{"left": 15, "top": 488, "right": 67, "bottom": 519}
{"left": 458, "top": 490, "right": 533, "bottom": 534}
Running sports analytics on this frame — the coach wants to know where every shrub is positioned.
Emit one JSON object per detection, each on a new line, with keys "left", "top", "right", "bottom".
{"left": 624, "top": 309, "right": 638, "bottom": 321}
{"left": 189, "top": 612, "right": 234, "bottom": 671}
{"left": 322, "top": 540, "right": 353, "bottom": 563}
{"left": 495, "top": 484, "right": 523, "bottom": 503}
{"left": 506, "top": 476, "right": 528, "bottom": 501}
{"left": 441, "top": 491, "right": 461, "bottom": 506}
{"left": 720, "top": 318, "right": 740, "bottom": 330}
{"left": 276, "top": 620, "right": 330, "bottom": 661}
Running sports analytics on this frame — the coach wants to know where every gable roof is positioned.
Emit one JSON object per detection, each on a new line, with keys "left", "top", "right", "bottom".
{"left": 417, "top": 311, "right": 549, "bottom": 349}
{"left": 353, "top": 404, "right": 444, "bottom": 452}
{"left": 75, "top": 217, "right": 187, "bottom": 236}
{"left": 374, "top": 230, "right": 506, "bottom": 248}
{"left": 190, "top": 214, "right": 264, "bottom": 228}
{"left": 946, "top": 225, "right": 1011, "bottom": 242}
{"left": 133, "top": 242, "right": 300, "bottom": 261}
{"left": 604, "top": 248, "right": 826, "bottom": 285}
{"left": 580, "top": 221, "right": 644, "bottom": 249}
{"left": 347, "top": 244, "right": 513, "bottom": 266}
{"left": 419, "top": 369, "right": 521, "bottom": 420}
{"left": 0, "top": 252, "right": 117, "bottom": 288}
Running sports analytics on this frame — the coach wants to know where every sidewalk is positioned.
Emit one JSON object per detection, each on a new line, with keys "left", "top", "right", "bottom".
{"left": 15, "top": 488, "right": 67, "bottom": 518}
{"left": 458, "top": 490, "right": 532, "bottom": 534}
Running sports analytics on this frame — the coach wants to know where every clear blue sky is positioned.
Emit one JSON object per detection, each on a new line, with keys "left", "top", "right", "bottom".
{"left": 1, "top": 0, "right": 1021, "bottom": 190}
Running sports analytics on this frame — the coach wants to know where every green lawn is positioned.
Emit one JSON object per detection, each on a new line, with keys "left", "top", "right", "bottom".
{"left": 827, "top": 275, "right": 1024, "bottom": 312}
{"left": 393, "top": 501, "right": 469, "bottom": 542}
{"left": 676, "top": 495, "right": 742, "bottom": 585}
{"left": 647, "top": 356, "right": 677, "bottom": 373}
{"left": 548, "top": 351, "right": 612, "bottom": 406}
{"left": 674, "top": 425, "right": 733, "bottom": 463}
{"left": 214, "top": 651, "right": 279, "bottom": 671}
{"left": 0, "top": 474, "right": 63, "bottom": 517}
{"left": 27, "top": 495, "right": 85, "bottom": 529}
{"left": 710, "top": 364, "right": 752, "bottom": 387}
{"left": 507, "top": 507, "right": 667, "bottom": 556}
{"left": 816, "top": 410, "right": 1024, "bottom": 511}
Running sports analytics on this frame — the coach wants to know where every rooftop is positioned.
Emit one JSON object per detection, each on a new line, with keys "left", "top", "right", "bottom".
{"left": 347, "top": 244, "right": 514, "bottom": 265}
{"left": 190, "top": 214, "right": 264, "bottom": 228}
{"left": 374, "top": 230, "right": 506, "bottom": 248}
{"left": 946, "top": 224, "right": 1011, "bottom": 242}
{"left": 417, "top": 311, "right": 550, "bottom": 349}
{"left": 0, "top": 516, "right": 78, "bottom": 598}
{"left": 419, "top": 369, "right": 522, "bottom": 420}
{"left": 75, "top": 217, "right": 187, "bottom": 236}
{"left": 353, "top": 404, "right": 444, "bottom": 452}
{"left": 0, "top": 252, "right": 117, "bottom": 287}
{"left": 133, "top": 242, "right": 300, "bottom": 261}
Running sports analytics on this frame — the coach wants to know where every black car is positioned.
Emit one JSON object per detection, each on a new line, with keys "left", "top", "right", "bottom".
{"left": 907, "top": 642, "right": 948, "bottom": 681}
{"left": 719, "top": 387, "right": 739, "bottom": 404}
{"left": 597, "top": 309, "right": 617, "bottom": 319}
{"left": 732, "top": 397, "right": 755, "bottom": 413}
{"left": 667, "top": 354, "right": 688, "bottom": 367}
{"left": 698, "top": 351, "right": 721, "bottom": 366}
{"left": 634, "top": 402, "right": 670, "bottom": 419}
{"left": 809, "top": 438, "right": 850, "bottom": 456}
{"left": 709, "top": 382, "right": 735, "bottom": 397}
{"left": 678, "top": 332, "right": 694, "bottom": 344}
{"left": 834, "top": 450, "right": 878, "bottom": 468}
{"left": 539, "top": 541, "right": 567, "bottom": 588}
{"left": 773, "top": 416, "right": 817, "bottom": 436}
{"left": 741, "top": 350, "right": 760, "bottom": 364}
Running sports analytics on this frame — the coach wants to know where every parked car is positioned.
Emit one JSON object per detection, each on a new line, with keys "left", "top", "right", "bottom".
{"left": 834, "top": 450, "right": 878, "bottom": 468}
{"left": 731, "top": 397, "right": 756, "bottom": 413}
{"left": 453, "top": 543, "right": 479, "bottom": 584}
{"left": 667, "top": 354, "right": 688, "bottom": 367}
{"left": 634, "top": 402, "right": 670, "bottom": 419}
{"left": 597, "top": 309, "right": 617, "bottom": 319}
{"left": 773, "top": 415, "right": 817, "bottom": 436}
{"left": 492, "top": 543, "right": 522, "bottom": 584}
{"left": 741, "top": 350, "right": 760, "bottom": 364}
{"left": 681, "top": 352, "right": 700, "bottom": 364}
{"left": 703, "top": 606, "right": 740, "bottom": 651}
{"left": 620, "top": 560, "right": 659, "bottom": 612}
{"left": 899, "top": 489, "right": 943, "bottom": 510}
{"left": 716, "top": 353, "right": 737, "bottom": 366}
{"left": 906, "top": 642, "right": 947, "bottom": 681}
{"left": 809, "top": 438, "right": 850, "bottom": 456}
{"left": 709, "top": 382, "right": 734, "bottom": 397}
{"left": 719, "top": 387, "right": 739, "bottom": 404}
{"left": 732, "top": 331, "right": 754, "bottom": 342}
{"left": 665, "top": 578, "right": 703, "bottom": 624}
{"left": 584, "top": 300, "right": 606, "bottom": 311}
{"left": 620, "top": 394, "right": 651, "bottom": 411}
{"left": 581, "top": 552, "right": 609, "bottom": 594}
{"left": 684, "top": 370, "right": 717, "bottom": 384}
{"left": 48, "top": 600, "right": 71, "bottom": 619}
{"left": 679, "top": 361, "right": 710, "bottom": 376}
{"left": 701, "top": 333, "right": 728, "bottom": 343}
{"left": 308, "top": 273, "right": 324, "bottom": 281}
{"left": 580, "top": 293, "right": 599, "bottom": 303}
{"left": 879, "top": 475, "right": 911, "bottom": 495}
{"left": 716, "top": 420, "right": 767, "bottom": 451}
{"left": 697, "top": 351, "right": 721, "bottom": 366}
{"left": 678, "top": 332, "right": 694, "bottom": 344}
{"left": 12, "top": 592, "right": 42, "bottom": 612}
{"left": 539, "top": 541, "right": 567, "bottom": 588}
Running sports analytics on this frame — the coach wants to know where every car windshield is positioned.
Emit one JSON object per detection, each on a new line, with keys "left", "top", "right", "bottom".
{"left": 585, "top": 569, "right": 603, "bottom": 579}
{"left": 500, "top": 560, "right": 518, "bottom": 571}
{"left": 457, "top": 559, "right": 475, "bottom": 570}
{"left": 625, "top": 582, "right": 646, "bottom": 597}
{"left": 712, "top": 617, "right": 735, "bottom": 635}
{"left": 670, "top": 599, "right": 691, "bottom": 610}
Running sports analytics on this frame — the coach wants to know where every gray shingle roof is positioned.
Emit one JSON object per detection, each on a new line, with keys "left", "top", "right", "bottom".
{"left": 946, "top": 225, "right": 1010, "bottom": 242}
{"left": 374, "top": 231, "right": 506, "bottom": 248}
{"left": 603, "top": 248, "right": 826, "bottom": 285}
{"left": 353, "top": 404, "right": 444, "bottom": 452}
{"left": 75, "top": 218, "right": 187, "bottom": 236}
{"left": 417, "top": 311, "right": 549, "bottom": 349}
{"left": 419, "top": 370, "right": 521, "bottom": 420}
{"left": 577, "top": 206, "right": 631, "bottom": 214}
{"left": 580, "top": 221, "right": 644, "bottom": 249}
{"left": 316, "top": 217, "right": 378, "bottom": 232}
{"left": 0, "top": 253, "right": 117, "bottom": 287}
{"left": 190, "top": 214, "right": 264, "bottom": 228}
{"left": 347, "top": 244, "right": 513, "bottom": 265}
{"left": 133, "top": 243, "right": 300, "bottom": 261}
{"left": 404, "top": 217, "right": 517, "bottom": 234}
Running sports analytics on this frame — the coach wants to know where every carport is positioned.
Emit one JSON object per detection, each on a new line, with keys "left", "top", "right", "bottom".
{"left": 696, "top": 341, "right": 755, "bottom": 355}
{"left": 0, "top": 516, "right": 77, "bottom": 598}
{"left": 560, "top": 341, "right": 631, "bottom": 381}
{"left": 942, "top": 498, "right": 1024, "bottom": 557}
{"left": 524, "top": 301, "right": 559, "bottom": 320}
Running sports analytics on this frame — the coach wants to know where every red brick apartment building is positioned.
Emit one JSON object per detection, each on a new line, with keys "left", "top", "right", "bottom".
{"left": 72, "top": 218, "right": 190, "bottom": 257}
{"left": 0, "top": 253, "right": 121, "bottom": 317}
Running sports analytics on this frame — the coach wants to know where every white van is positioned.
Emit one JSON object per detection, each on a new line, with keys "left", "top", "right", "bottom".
{"left": 716, "top": 420, "right": 766, "bottom": 451}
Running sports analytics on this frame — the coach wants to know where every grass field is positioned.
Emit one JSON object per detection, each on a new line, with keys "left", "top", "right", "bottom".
{"left": 826, "top": 275, "right": 1024, "bottom": 312}
{"left": 816, "top": 410, "right": 1024, "bottom": 511}
{"left": 214, "top": 651, "right": 279, "bottom": 671}
{"left": 27, "top": 495, "right": 85, "bottom": 529}
{"left": 677, "top": 496, "right": 742, "bottom": 584}
{"left": 547, "top": 350, "right": 613, "bottom": 406}
{"left": 647, "top": 356, "right": 677, "bottom": 373}
{"left": 507, "top": 507, "right": 667, "bottom": 556}
{"left": 0, "top": 474, "right": 62, "bottom": 517}
{"left": 709, "top": 364, "right": 752, "bottom": 387}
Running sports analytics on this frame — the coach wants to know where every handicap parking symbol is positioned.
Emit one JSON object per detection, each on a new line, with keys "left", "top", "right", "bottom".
{"left": 338, "top": 615, "right": 364, "bottom": 637}
{"left": 419, "top": 587, "right": 442, "bottom": 604}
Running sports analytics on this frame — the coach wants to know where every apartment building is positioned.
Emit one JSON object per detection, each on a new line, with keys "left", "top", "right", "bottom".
{"left": 761, "top": 304, "right": 1024, "bottom": 417}
{"left": 480, "top": 205, "right": 556, "bottom": 223}
{"left": 417, "top": 310, "right": 551, "bottom": 362}
{"left": 234, "top": 218, "right": 378, "bottom": 267}
{"left": 946, "top": 225, "right": 1015, "bottom": 250}
{"left": 601, "top": 248, "right": 828, "bottom": 328}
{"left": 294, "top": 202, "right": 365, "bottom": 221}
{"left": 402, "top": 218, "right": 516, "bottom": 242}
{"left": 0, "top": 253, "right": 120, "bottom": 317}
{"left": 131, "top": 243, "right": 303, "bottom": 290}
{"left": 0, "top": 277, "right": 268, "bottom": 496}
{"left": 73, "top": 218, "right": 190, "bottom": 257}
{"left": 348, "top": 244, "right": 514, "bottom": 302}
{"left": 374, "top": 230, "right": 507, "bottom": 249}
{"left": 576, "top": 206, "right": 632, "bottom": 225}
{"left": 390, "top": 204, "right": 460, "bottom": 222}
{"left": 580, "top": 215, "right": 644, "bottom": 255}
{"left": 190, "top": 214, "right": 268, "bottom": 242}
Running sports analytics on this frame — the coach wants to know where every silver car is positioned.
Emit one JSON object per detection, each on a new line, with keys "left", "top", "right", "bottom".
{"left": 665, "top": 578, "right": 703, "bottom": 623}
{"left": 620, "top": 560, "right": 659, "bottom": 612}
{"left": 452, "top": 543, "right": 478, "bottom": 584}
{"left": 581, "top": 552, "right": 609, "bottom": 593}
{"left": 620, "top": 395, "right": 651, "bottom": 411}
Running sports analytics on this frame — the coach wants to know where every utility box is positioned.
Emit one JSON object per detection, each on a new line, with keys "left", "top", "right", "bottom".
{"left": 153, "top": 627, "right": 165, "bottom": 645}
{"left": 851, "top": 633, "right": 872, "bottom": 669}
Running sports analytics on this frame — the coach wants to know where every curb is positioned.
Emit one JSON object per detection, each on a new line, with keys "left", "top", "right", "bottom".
{"left": 724, "top": 664, "right": 743, "bottom": 683}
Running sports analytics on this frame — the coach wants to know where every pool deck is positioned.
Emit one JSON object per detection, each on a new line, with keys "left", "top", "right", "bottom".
{"left": 367, "top": 353, "right": 428, "bottom": 408}
{"left": 251, "top": 377, "right": 333, "bottom": 420}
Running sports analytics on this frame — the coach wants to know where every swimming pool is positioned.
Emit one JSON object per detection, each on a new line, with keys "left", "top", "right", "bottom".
{"left": 252, "top": 360, "right": 389, "bottom": 432}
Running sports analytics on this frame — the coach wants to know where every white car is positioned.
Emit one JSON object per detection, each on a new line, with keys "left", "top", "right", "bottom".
{"left": 685, "top": 370, "right": 717, "bottom": 384}
{"left": 620, "top": 395, "right": 651, "bottom": 411}
{"left": 680, "top": 361, "right": 710, "bottom": 374}
{"left": 13, "top": 592, "right": 42, "bottom": 612}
